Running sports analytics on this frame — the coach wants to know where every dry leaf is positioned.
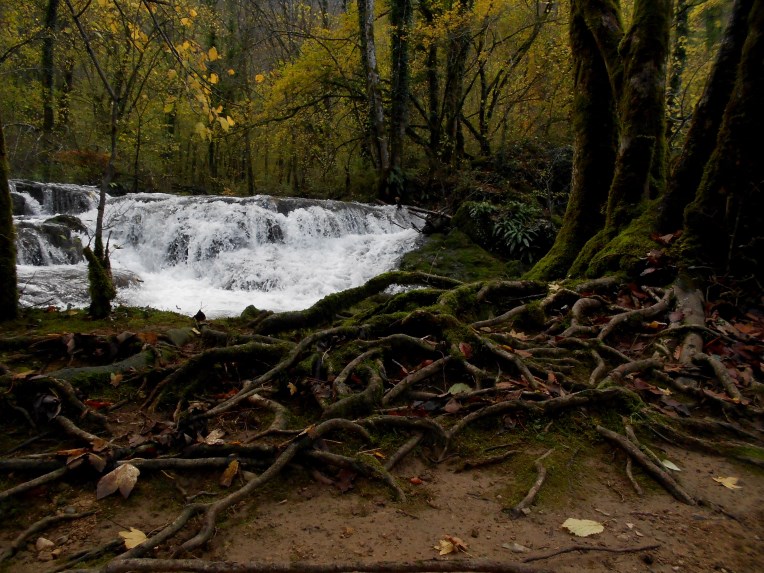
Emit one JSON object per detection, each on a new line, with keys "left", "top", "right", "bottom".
{"left": 201, "top": 429, "right": 225, "bottom": 445}
{"left": 88, "top": 453, "right": 107, "bottom": 473}
{"left": 219, "top": 459, "right": 240, "bottom": 487}
{"left": 118, "top": 527, "right": 147, "bottom": 549}
{"left": 447, "top": 383, "right": 471, "bottom": 395}
{"left": 110, "top": 373, "right": 123, "bottom": 387}
{"left": 713, "top": 476, "right": 742, "bottom": 490}
{"left": 288, "top": 382, "right": 298, "bottom": 396}
{"left": 96, "top": 464, "right": 140, "bottom": 499}
{"left": 561, "top": 518, "right": 604, "bottom": 537}
{"left": 433, "top": 535, "right": 468, "bottom": 555}
{"left": 661, "top": 459, "right": 682, "bottom": 471}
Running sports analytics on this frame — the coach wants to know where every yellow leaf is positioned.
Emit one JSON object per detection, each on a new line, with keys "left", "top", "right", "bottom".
{"left": 219, "top": 459, "right": 240, "bottom": 487}
{"left": 189, "top": 8, "right": 197, "bottom": 17}
{"left": 562, "top": 518, "right": 604, "bottom": 537}
{"left": 118, "top": 527, "right": 147, "bottom": 549}
{"left": 227, "top": 68, "right": 236, "bottom": 76}
{"left": 226, "top": 115, "right": 235, "bottom": 127}
{"left": 217, "top": 117, "right": 229, "bottom": 131}
{"left": 180, "top": 17, "right": 191, "bottom": 27}
{"left": 209, "top": 73, "right": 219, "bottom": 84}
{"left": 255, "top": 73, "right": 265, "bottom": 83}
{"left": 163, "top": 102, "right": 175, "bottom": 113}
{"left": 713, "top": 476, "right": 742, "bottom": 490}
{"left": 288, "top": 382, "right": 298, "bottom": 395}
{"left": 208, "top": 46, "right": 219, "bottom": 61}
{"left": 110, "top": 372, "right": 122, "bottom": 387}
{"left": 434, "top": 539, "right": 455, "bottom": 555}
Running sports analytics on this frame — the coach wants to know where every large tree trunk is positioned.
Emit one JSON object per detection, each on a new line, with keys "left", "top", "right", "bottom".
{"left": 682, "top": 0, "right": 764, "bottom": 278}
{"left": 657, "top": 0, "right": 754, "bottom": 232}
{"left": 0, "top": 114, "right": 18, "bottom": 321}
{"left": 526, "top": 0, "right": 621, "bottom": 280}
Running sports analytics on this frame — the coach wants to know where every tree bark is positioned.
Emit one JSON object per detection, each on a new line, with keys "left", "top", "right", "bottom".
{"left": 657, "top": 0, "right": 754, "bottom": 232}
{"left": 389, "top": 0, "right": 413, "bottom": 190}
{"left": 41, "top": 0, "right": 60, "bottom": 179}
{"left": 357, "top": 0, "right": 390, "bottom": 196}
{"left": 682, "top": 0, "right": 764, "bottom": 277}
{"left": 0, "top": 113, "right": 18, "bottom": 321}
{"left": 526, "top": 0, "right": 621, "bottom": 280}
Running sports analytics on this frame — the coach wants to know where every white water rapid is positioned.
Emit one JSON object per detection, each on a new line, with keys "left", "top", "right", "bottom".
{"left": 11, "top": 181, "right": 422, "bottom": 317}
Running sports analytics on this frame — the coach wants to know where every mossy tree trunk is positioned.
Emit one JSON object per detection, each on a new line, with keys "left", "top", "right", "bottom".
{"left": 526, "top": 0, "right": 622, "bottom": 280}
{"left": 529, "top": 0, "right": 673, "bottom": 279}
{"left": 657, "top": 0, "right": 754, "bottom": 232}
{"left": 682, "top": 0, "right": 764, "bottom": 277}
{"left": 0, "top": 114, "right": 19, "bottom": 321}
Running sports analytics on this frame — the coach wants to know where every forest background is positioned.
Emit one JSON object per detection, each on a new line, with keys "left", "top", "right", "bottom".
{"left": 0, "top": 0, "right": 727, "bottom": 204}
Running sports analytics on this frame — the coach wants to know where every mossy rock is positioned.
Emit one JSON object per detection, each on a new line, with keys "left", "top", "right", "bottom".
{"left": 399, "top": 229, "right": 513, "bottom": 282}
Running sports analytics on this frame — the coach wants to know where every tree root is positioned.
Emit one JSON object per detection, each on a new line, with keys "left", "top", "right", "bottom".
{"left": 100, "top": 558, "right": 552, "bottom": 573}
{"left": 0, "top": 509, "right": 95, "bottom": 561}
{"left": 506, "top": 449, "right": 553, "bottom": 518}
{"left": 596, "top": 425, "right": 695, "bottom": 505}
{"left": 383, "top": 357, "right": 451, "bottom": 405}
{"left": 0, "top": 466, "right": 68, "bottom": 502}
{"left": 522, "top": 543, "right": 660, "bottom": 563}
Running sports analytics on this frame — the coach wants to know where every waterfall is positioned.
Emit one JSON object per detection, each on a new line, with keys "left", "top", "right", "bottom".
{"left": 12, "top": 181, "right": 422, "bottom": 316}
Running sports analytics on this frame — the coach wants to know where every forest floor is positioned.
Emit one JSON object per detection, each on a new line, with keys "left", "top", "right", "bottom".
{"left": 0, "top": 271, "right": 763, "bottom": 573}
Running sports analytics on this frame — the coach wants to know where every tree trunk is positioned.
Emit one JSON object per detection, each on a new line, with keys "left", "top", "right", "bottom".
{"left": 357, "top": 0, "right": 389, "bottom": 196}
{"left": 526, "top": 0, "right": 621, "bottom": 280}
{"left": 665, "top": 0, "right": 690, "bottom": 144}
{"left": 682, "top": 0, "right": 764, "bottom": 277}
{"left": 441, "top": 0, "right": 472, "bottom": 165}
{"left": 41, "top": 0, "right": 60, "bottom": 179}
{"left": 389, "top": 0, "right": 413, "bottom": 190}
{"left": 657, "top": 0, "right": 753, "bottom": 232}
{"left": 0, "top": 114, "right": 18, "bottom": 321}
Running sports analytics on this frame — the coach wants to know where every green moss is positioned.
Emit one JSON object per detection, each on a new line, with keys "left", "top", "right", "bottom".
{"left": 399, "top": 230, "right": 512, "bottom": 282}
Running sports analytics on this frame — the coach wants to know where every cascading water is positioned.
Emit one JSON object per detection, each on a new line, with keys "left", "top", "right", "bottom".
{"left": 11, "top": 181, "right": 423, "bottom": 316}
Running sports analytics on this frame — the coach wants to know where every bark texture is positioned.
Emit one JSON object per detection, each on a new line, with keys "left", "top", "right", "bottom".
{"left": 0, "top": 115, "right": 18, "bottom": 320}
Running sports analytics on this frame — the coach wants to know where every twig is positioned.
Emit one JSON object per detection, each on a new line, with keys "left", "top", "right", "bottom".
{"left": 625, "top": 457, "right": 643, "bottom": 496}
{"left": 385, "top": 433, "right": 424, "bottom": 471}
{"left": 0, "top": 466, "right": 68, "bottom": 502}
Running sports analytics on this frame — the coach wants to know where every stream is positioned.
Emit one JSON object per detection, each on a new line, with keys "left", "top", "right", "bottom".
{"left": 11, "top": 181, "right": 422, "bottom": 317}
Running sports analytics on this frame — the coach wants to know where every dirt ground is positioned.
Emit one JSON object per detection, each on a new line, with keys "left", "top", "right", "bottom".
{"left": 2, "top": 440, "right": 762, "bottom": 573}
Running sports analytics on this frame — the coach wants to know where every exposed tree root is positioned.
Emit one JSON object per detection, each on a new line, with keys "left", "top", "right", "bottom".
{"left": 100, "top": 558, "right": 552, "bottom": 573}
{"left": 1, "top": 271, "right": 762, "bottom": 571}
{"left": 521, "top": 543, "right": 660, "bottom": 563}
{"left": 0, "top": 510, "right": 95, "bottom": 561}
{"left": 506, "top": 449, "right": 553, "bottom": 518}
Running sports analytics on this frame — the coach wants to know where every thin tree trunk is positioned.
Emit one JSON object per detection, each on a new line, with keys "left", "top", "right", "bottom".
{"left": 441, "top": 0, "right": 472, "bottom": 165}
{"left": 357, "top": 0, "right": 389, "bottom": 195}
{"left": 389, "top": 0, "right": 413, "bottom": 183}
{"left": 41, "top": 0, "right": 60, "bottom": 180}
{"left": 0, "top": 113, "right": 18, "bottom": 320}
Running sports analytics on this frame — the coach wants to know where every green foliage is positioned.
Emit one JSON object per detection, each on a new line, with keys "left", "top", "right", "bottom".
{"left": 465, "top": 200, "right": 558, "bottom": 263}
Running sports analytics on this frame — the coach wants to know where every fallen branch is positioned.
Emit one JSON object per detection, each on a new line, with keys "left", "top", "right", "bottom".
{"left": 0, "top": 466, "right": 68, "bottom": 502}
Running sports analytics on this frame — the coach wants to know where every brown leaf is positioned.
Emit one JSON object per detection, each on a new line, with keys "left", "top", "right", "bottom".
{"left": 96, "top": 464, "right": 140, "bottom": 500}
{"left": 458, "top": 342, "right": 473, "bottom": 359}
{"left": 443, "top": 398, "right": 462, "bottom": 414}
{"left": 88, "top": 453, "right": 107, "bottom": 473}
{"left": 91, "top": 437, "right": 110, "bottom": 452}
{"left": 219, "top": 459, "right": 240, "bottom": 488}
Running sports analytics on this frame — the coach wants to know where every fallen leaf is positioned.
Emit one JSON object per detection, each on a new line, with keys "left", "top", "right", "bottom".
{"left": 410, "top": 476, "right": 423, "bottom": 485}
{"left": 118, "top": 527, "right": 147, "bottom": 549}
{"left": 448, "top": 383, "right": 471, "bottom": 395}
{"left": 443, "top": 398, "right": 462, "bottom": 413}
{"left": 110, "top": 373, "right": 122, "bottom": 387}
{"left": 434, "top": 535, "right": 468, "bottom": 555}
{"left": 661, "top": 459, "right": 682, "bottom": 472}
{"left": 97, "top": 464, "right": 140, "bottom": 499}
{"left": 458, "top": 342, "right": 473, "bottom": 359}
{"left": 288, "top": 382, "right": 298, "bottom": 396}
{"left": 713, "top": 476, "right": 742, "bottom": 490}
{"left": 84, "top": 399, "right": 113, "bottom": 410}
{"left": 88, "top": 453, "right": 107, "bottom": 472}
{"left": 219, "top": 459, "right": 240, "bottom": 487}
{"left": 200, "top": 429, "right": 225, "bottom": 445}
{"left": 561, "top": 518, "right": 604, "bottom": 537}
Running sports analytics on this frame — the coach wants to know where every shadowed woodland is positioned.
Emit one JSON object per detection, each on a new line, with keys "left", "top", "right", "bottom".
{"left": 1, "top": 0, "right": 764, "bottom": 571}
